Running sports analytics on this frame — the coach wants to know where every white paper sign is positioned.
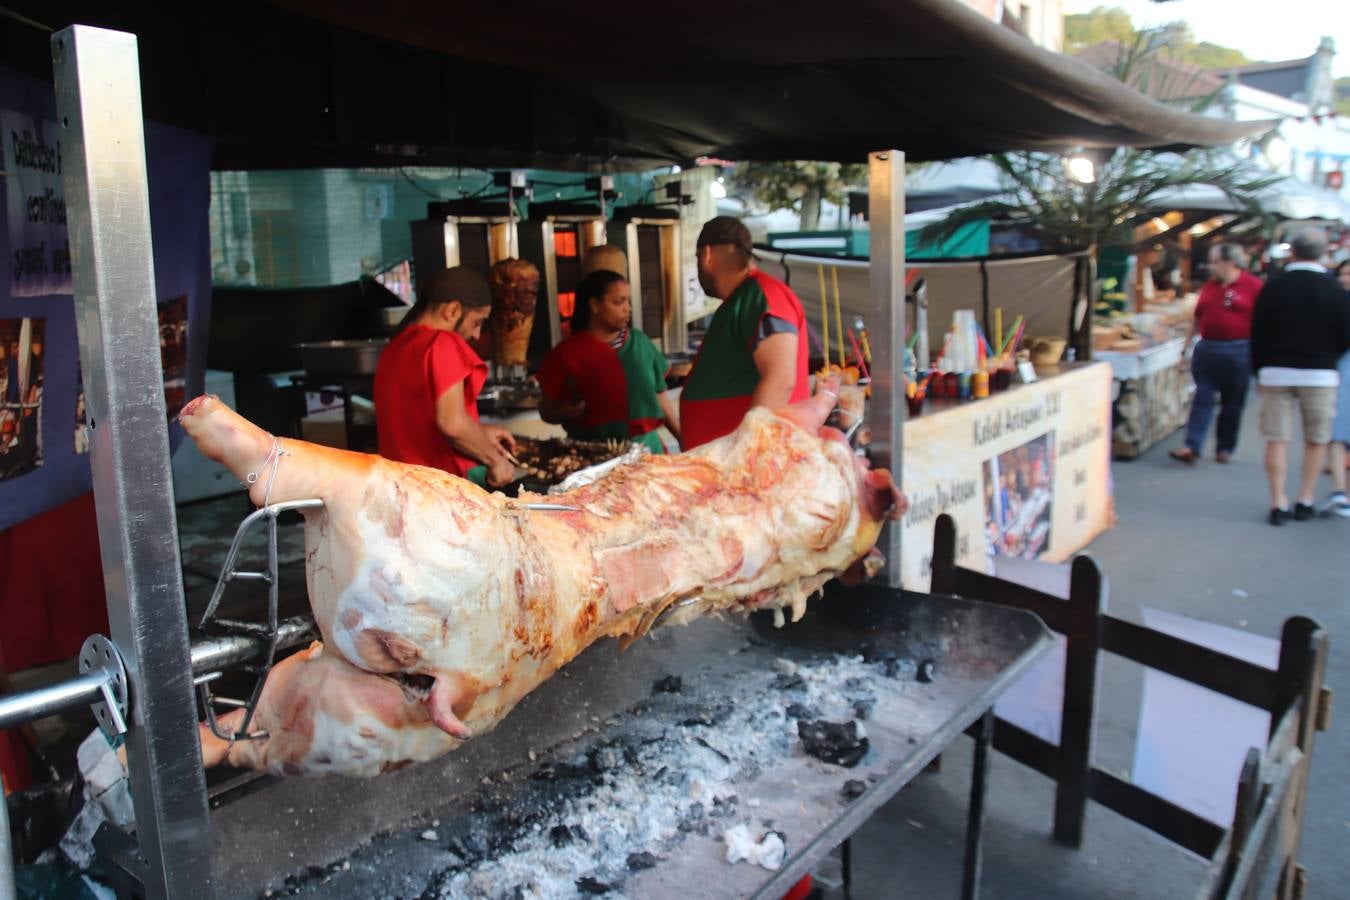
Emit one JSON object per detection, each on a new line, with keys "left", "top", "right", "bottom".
{"left": 990, "top": 554, "right": 1109, "bottom": 746}
{"left": 1132, "top": 609, "right": 1278, "bottom": 830}
{"left": 3, "top": 110, "right": 72, "bottom": 297}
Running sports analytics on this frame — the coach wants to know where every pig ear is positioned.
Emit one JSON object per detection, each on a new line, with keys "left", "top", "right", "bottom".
{"left": 775, "top": 375, "right": 840, "bottom": 433}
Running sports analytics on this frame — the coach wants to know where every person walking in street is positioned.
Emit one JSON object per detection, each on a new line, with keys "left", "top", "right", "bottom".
{"left": 1249, "top": 231, "right": 1350, "bottom": 525}
{"left": 1317, "top": 260, "right": 1350, "bottom": 517}
{"left": 1170, "top": 243, "right": 1262, "bottom": 464}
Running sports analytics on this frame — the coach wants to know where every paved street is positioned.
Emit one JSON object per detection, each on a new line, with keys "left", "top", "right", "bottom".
{"left": 853, "top": 411, "right": 1349, "bottom": 898}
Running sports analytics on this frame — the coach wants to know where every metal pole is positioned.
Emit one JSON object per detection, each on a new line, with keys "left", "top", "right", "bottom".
{"left": 868, "top": 150, "right": 905, "bottom": 588}
{"left": 53, "top": 25, "right": 217, "bottom": 898}
{"left": 0, "top": 672, "right": 109, "bottom": 731}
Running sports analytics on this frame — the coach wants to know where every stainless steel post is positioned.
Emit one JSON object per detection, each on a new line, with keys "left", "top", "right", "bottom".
{"left": 53, "top": 25, "right": 217, "bottom": 898}
{"left": 868, "top": 150, "right": 905, "bottom": 588}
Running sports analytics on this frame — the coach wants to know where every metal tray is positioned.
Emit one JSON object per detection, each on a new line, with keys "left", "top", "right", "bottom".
{"left": 211, "top": 588, "right": 1051, "bottom": 899}
{"left": 296, "top": 339, "right": 388, "bottom": 376}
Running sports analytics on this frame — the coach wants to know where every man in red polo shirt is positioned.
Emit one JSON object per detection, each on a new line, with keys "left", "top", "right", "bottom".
{"left": 680, "top": 217, "right": 810, "bottom": 449}
{"left": 1170, "top": 243, "right": 1263, "bottom": 464}
{"left": 374, "top": 267, "right": 516, "bottom": 486}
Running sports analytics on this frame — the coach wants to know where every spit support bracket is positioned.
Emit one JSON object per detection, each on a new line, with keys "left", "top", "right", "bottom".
{"left": 78, "top": 634, "right": 129, "bottom": 739}
{"left": 195, "top": 498, "right": 324, "bottom": 744}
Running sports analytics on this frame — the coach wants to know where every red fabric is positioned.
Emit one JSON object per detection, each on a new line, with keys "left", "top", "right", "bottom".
{"left": 753, "top": 271, "right": 811, "bottom": 406}
{"left": 781, "top": 875, "right": 812, "bottom": 900}
{"left": 1, "top": 492, "right": 108, "bottom": 793}
{"left": 0, "top": 492, "right": 109, "bottom": 673}
{"left": 1194, "top": 270, "right": 1262, "bottom": 341}
{"left": 536, "top": 332, "right": 630, "bottom": 430}
{"left": 374, "top": 325, "right": 488, "bottom": 476}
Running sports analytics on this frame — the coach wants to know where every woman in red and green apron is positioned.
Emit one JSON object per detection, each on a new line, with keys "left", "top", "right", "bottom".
{"left": 537, "top": 269, "right": 680, "bottom": 452}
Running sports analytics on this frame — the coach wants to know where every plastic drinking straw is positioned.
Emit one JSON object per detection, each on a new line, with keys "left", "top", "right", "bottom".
{"left": 817, "top": 265, "right": 830, "bottom": 369}
{"left": 847, "top": 328, "right": 870, "bottom": 381}
{"left": 831, "top": 267, "right": 846, "bottom": 367}
{"left": 995, "top": 307, "right": 1003, "bottom": 357}
{"left": 1008, "top": 318, "right": 1027, "bottom": 357}
{"left": 999, "top": 315, "right": 1024, "bottom": 356}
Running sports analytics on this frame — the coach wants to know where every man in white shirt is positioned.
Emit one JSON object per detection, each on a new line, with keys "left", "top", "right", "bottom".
{"left": 1249, "top": 231, "right": 1350, "bottom": 524}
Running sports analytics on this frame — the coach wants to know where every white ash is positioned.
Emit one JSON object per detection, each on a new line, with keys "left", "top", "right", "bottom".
{"left": 428, "top": 654, "right": 893, "bottom": 900}
{"left": 723, "top": 822, "right": 786, "bottom": 871}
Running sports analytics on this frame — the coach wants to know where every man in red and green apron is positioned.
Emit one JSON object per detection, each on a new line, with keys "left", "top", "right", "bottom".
{"left": 538, "top": 269, "right": 680, "bottom": 453}
{"left": 680, "top": 216, "right": 810, "bottom": 449}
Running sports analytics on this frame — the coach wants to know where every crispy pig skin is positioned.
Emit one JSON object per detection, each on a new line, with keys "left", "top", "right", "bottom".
{"left": 180, "top": 386, "right": 903, "bottom": 777}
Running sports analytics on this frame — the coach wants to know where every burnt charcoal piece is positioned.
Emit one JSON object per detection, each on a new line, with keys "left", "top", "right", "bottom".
{"left": 785, "top": 702, "right": 819, "bottom": 720}
{"left": 882, "top": 658, "right": 902, "bottom": 679}
{"left": 653, "top": 675, "right": 682, "bottom": 694}
{"left": 773, "top": 673, "right": 806, "bottom": 691}
{"left": 841, "top": 779, "right": 867, "bottom": 800}
{"left": 917, "top": 660, "right": 937, "bottom": 683}
{"left": 549, "top": 824, "right": 574, "bottom": 847}
{"left": 853, "top": 698, "right": 877, "bottom": 720}
{"left": 797, "top": 719, "right": 869, "bottom": 768}
{"left": 576, "top": 876, "right": 612, "bottom": 894}
{"left": 627, "top": 851, "right": 659, "bottom": 871}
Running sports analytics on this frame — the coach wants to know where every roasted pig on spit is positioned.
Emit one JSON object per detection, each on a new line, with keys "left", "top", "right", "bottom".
{"left": 180, "top": 384, "right": 904, "bottom": 776}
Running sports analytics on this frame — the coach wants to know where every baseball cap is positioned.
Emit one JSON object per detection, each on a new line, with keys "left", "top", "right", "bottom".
{"left": 696, "top": 216, "right": 754, "bottom": 256}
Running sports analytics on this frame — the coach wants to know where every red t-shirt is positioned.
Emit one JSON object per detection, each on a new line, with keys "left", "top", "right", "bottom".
{"left": 536, "top": 333, "right": 631, "bottom": 434}
{"left": 374, "top": 325, "right": 488, "bottom": 476}
{"left": 1194, "top": 270, "right": 1262, "bottom": 341}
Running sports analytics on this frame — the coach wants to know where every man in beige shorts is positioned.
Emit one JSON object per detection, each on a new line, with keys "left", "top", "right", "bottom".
{"left": 1249, "top": 230, "right": 1350, "bottom": 524}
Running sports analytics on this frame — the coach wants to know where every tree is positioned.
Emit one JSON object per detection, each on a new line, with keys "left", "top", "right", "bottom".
{"left": 726, "top": 162, "right": 867, "bottom": 231}
{"left": 1065, "top": 6, "right": 1135, "bottom": 49}
{"left": 923, "top": 27, "right": 1280, "bottom": 256}
{"left": 916, "top": 148, "right": 1279, "bottom": 255}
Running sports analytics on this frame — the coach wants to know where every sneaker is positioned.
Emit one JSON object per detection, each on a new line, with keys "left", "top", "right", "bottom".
{"left": 1319, "top": 492, "right": 1350, "bottom": 518}
{"left": 1269, "top": 507, "right": 1289, "bottom": 526}
{"left": 1293, "top": 503, "right": 1316, "bottom": 521}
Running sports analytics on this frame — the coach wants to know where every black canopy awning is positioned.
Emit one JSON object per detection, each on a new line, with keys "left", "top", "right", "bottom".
{"left": 2, "top": 0, "right": 1272, "bottom": 169}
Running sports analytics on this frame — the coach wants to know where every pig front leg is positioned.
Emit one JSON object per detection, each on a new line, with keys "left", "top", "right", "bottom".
{"left": 199, "top": 643, "right": 457, "bottom": 777}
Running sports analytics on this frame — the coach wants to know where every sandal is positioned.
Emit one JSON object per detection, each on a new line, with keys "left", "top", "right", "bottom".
{"left": 1169, "top": 447, "right": 1199, "bottom": 464}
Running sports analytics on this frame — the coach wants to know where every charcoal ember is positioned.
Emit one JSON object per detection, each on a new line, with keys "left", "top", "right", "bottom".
{"left": 773, "top": 673, "right": 806, "bottom": 691}
{"left": 627, "top": 851, "right": 659, "bottom": 871}
{"left": 785, "top": 702, "right": 819, "bottom": 720}
{"left": 917, "top": 660, "right": 937, "bottom": 683}
{"left": 652, "top": 675, "right": 682, "bottom": 694}
{"left": 576, "top": 876, "right": 612, "bottom": 894}
{"left": 797, "top": 719, "right": 869, "bottom": 768}
{"left": 852, "top": 698, "right": 877, "bottom": 720}
{"left": 548, "top": 825, "right": 580, "bottom": 847}
{"left": 678, "top": 803, "right": 708, "bottom": 833}
{"left": 841, "top": 779, "right": 867, "bottom": 800}
{"left": 882, "top": 658, "right": 903, "bottom": 679}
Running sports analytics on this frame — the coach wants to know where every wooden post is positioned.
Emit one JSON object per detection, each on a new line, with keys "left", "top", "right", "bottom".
{"left": 1052, "top": 555, "right": 1105, "bottom": 847}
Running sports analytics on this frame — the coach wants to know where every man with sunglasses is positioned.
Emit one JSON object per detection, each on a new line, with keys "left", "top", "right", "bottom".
{"left": 1170, "top": 243, "right": 1263, "bottom": 465}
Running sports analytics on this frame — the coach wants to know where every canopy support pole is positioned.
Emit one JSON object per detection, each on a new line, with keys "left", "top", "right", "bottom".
{"left": 868, "top": 150, "right": 905, "bottom": 588}
{"left": 54, "top": 25, "right": 217, "bottom": 899}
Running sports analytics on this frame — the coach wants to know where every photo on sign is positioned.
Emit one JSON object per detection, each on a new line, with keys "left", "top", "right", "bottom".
{"left": 982, "top": 431, "right": 1055, "bottom": 559}
{"left": 74, "top": 362, "right": 89, "bottom": 455}
{"left": 0, "top": 317, "right": 46, "bottom": 480}
{"left": 159, "top": 295, "right": 189, "bottom": 420}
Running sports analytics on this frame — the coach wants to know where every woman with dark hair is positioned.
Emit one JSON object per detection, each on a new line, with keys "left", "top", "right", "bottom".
{"left": 536, "top": 269, "right": 680, "bottom": 452}
{"left": 374, "top": 266, "right": 517, "bottom": 486}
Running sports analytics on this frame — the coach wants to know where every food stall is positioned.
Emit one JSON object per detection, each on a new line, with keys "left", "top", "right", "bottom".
{"left": 1093, "top": 300, "right": 1195, "bottom": 459}
{"left": 0, "top": 3, "right": 1282, "bottom": 900}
